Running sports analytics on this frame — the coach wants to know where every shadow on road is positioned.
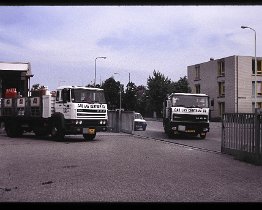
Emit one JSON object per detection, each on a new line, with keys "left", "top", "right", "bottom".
{"left": 1, "top": 132, "right": 101, "bottom": 143}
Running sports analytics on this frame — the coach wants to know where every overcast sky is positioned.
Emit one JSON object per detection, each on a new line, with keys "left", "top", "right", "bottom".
{"left": 0, "top": 5, "right": 261, "bottom": 90}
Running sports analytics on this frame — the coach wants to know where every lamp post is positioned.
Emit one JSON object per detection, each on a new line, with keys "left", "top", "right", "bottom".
{"left": 94, "top": 57, "right": 106, "bottom": 87}
{"left": 241, "top": 25, "right": 257, "bottom": 109}
{"left": 114, "top": 72, "right": 122, "bottom": 132}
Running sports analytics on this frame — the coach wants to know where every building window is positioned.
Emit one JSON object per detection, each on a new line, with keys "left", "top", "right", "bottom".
{"left": 195, "top": 84, "right": 200, "bottom": 93}
{"left": 219, "top": 102, "right": 225, "bottom": 117}
{"left": 195, "top": 65, "right": 200, "bottom": 80}
{"left": 217, "top": 60, "right": 225, "bottom": 77}
{"left": 257, "top": 82, "right": 262, "bottom": 95}
{"left": 252, "top": 59, "right": 262, "bottom": 75}
{"left": 258, "top": 60, "right": 262, "bottom": 75}
{"left": 257, "top": 102, "right": 262, "bottom": 109}
{"left": 252, "top": 81, "right": 262, "bottom": 96}
{"left": 218, "top": 81, "right": 225, "bottom": 97}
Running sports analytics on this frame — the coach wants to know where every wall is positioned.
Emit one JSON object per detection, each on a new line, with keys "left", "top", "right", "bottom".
{"left": 108, "top": 110, "right": 135, "bottom": 134}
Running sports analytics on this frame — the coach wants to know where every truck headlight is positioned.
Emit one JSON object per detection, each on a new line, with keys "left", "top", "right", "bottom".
{"left": 99, "top": 120, "right": 107, "bottom": 125}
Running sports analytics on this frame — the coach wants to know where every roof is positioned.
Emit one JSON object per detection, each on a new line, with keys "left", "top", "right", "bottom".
{"left": 170, "top": 93, "right": 208, "bottom": 97}
{"left": 56, "top": 85, "right": 104, "bottom": 91}
{"left": 0, "top": 61, "right": 33, "bottom": 77}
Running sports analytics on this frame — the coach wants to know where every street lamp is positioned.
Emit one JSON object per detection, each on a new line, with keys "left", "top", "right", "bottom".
{"left": 94, "top": 57, "right": 106, "bottom": 87}
{"left": 114, "top": 72, "right": 122, "bottom": 132}
{"left": 241, "top": 25, "right": 257, "bottom": 109}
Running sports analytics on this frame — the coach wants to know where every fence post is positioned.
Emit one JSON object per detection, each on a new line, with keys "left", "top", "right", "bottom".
{"left": 255, "top": 108, "right": 261, "bottom": 162}
{"left": 221, "top": 113, "right": 225, "bottom": 153}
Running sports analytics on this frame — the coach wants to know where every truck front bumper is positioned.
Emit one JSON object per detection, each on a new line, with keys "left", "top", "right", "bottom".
{"left": 170, "top": 122, "right": 209, "bottom": 134}
{"left": 65, "top": 119, "right": 107, "bottom": 134}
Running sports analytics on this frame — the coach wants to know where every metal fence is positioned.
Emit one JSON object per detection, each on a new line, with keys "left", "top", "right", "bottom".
{"left": 108, "top": 110, "right": 135, "bottom": 134}
{"left": 221, "top": 109, "right": 262, "bottom": 165}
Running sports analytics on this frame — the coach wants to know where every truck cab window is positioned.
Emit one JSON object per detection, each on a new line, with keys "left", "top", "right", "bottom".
{"left": 56, "top": 91, "right": 60, "bottom": 102}
{"left": 62, "top": 89, "right": 70, "bottom": 103}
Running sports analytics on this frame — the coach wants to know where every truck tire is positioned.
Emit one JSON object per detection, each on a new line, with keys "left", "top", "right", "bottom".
{"left": 167, "top": 130, "right": 175, "bottom": 138}
{"left": 200, "top": 133, "right": 206, "bottom": 139}
{"left": 166, "top": 123, "right": 174, "bottom": 138}
{"left": 5, "top": 121, "right": 23, "bottom": 138}
{"left": 50, "top": 114, "right": 65, "bottom": 140}
{"left": 0, "top": 121, "right": 5, "bottom": 134}
{"left": 83, "top": 133, "right": 96, "bottom": 141}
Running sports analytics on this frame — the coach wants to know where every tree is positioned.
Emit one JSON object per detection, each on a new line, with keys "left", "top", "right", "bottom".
{"left": 170, "top": 76, "right": 191, "bottom": 93}
{"left": 123, "top": 82, "right": 137, "bottom": 111}
{"left": 147, "top": 70, "right": 171, "bottom": 118}
{"left": 135, "top": 85, "right": 148, "bottom": 116}
{"left": 101, "top": 77, "right": 120, "bottom": 110}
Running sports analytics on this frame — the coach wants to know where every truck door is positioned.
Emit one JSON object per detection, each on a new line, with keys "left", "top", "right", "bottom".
{"left": 55, "top": 89, "right": 71, "bottom": 119}
{"left": 61, "top": 89, "right": 71, "bottom": 119}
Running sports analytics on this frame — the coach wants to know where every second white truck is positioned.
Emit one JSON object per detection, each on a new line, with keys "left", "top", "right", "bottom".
{"left": 163, "top": 93, "right": 210, "bottom": 139}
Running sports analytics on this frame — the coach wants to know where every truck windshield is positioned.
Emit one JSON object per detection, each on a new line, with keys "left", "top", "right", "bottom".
{"left": 171, "top": 95, "right": 209, "bottom": 108}
{"left": 71, "top": 89, "right": 106, "bottom": 103}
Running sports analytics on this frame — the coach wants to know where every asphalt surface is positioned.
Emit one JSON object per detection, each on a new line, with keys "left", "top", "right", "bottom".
{"left": 134, "top": 120, "right": 222, "bottom": 153}
{"left": 0, "top": 125, "right": 262, "bottom": 202}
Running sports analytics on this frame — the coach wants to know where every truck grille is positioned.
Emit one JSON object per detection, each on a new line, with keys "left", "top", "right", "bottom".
{"left": 77, "top": 109, "right": 107, "bottom": 119}
{"left": 173, "top": 114, "right": 208, "bottom": 122}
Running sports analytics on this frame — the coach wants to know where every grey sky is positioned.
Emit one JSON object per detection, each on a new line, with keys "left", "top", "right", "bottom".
{"left": 0, "top": 6, "right": 261, "bottom": 90}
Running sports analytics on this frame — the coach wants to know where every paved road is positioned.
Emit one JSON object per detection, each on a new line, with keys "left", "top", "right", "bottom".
{"left": 134, "top": 121, "right": 222, "bottom": 152}
{"left": 0, "top": 126, "right": 262, "bottom": 202}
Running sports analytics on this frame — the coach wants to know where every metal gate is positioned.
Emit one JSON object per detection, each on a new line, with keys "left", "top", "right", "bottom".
{"left": 221, "top": 109, "right": 262, "bottom": 165}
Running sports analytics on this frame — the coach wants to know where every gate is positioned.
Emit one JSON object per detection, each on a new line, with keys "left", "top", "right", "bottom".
{"left": 221, "top": 109, "right": 262, "bottom": 165}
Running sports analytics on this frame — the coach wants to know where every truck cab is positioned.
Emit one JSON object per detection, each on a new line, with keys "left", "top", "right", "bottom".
{"left": 50, "top": 86, "right": 108, "bottom": 140}
{"left": 163, "top": 93, "right": 210, "bottom": 139}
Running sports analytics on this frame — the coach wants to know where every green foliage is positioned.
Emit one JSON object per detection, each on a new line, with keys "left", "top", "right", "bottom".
{"left": 147, "top": 70, "right": 171, "bottom": 117}
{"left": 123, "top": 82, "right": 137, "bottom": 111}
{"left": 101, "top": 77, "right": 121, "bottom": 110}
{"left": 135, "top": 85, "right": 148, "bottom": 116}
{"left": 99, "top": 70, "right": 191, "bottom": 116}
{"left": 170, "top": 76, "right": 191, "bottom": 93}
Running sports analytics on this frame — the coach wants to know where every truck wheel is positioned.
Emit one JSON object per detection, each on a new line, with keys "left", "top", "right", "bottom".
{"left": 5, "top": 122, "right": 23, "bottom": 138}
{"left": 200, "top": 133, "right": 206, "bottom": 139}
{"left": 83, "top": 133, "right": 96, "bottom": 141}
{"left": 167, "top": 129, "right": 174, "bottom": 138}
{"left": 0, "top": 121, "right": 5, "bottom": 134}
{"left": 142, "top": 125, "right": 146, "bottom": 131}
{"left": 50, "top": 120, "right": 65, "bottom": 141}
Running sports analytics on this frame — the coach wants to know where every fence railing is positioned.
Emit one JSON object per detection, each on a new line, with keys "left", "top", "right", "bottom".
{"left": 221, "top": 109, "right": 262, "bottom": 165}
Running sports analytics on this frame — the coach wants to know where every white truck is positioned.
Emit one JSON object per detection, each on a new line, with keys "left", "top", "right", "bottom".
{"left": 0, "top": 86, "right": 108, "bottom": 141}
{"left": 163, "top": 93, "right": 210, "bottom": 139}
